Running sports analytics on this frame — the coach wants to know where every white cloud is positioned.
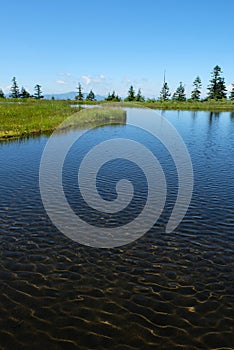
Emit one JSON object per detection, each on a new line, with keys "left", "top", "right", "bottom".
{"left": 82, "top": 75, "right": 91, "bottom": 85}
{"left": 81, "top": 74, "right": 106, "bottom": 85}
{"left": 226, "top": 84, "right": 233, "bottom": 92}
{"left": 56, "top": 80, "right": 67, "bottom": 85}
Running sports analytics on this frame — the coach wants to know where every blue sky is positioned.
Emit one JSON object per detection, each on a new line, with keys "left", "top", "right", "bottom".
{"left": 1, "top": 0, "right": 234, "bottom": 98}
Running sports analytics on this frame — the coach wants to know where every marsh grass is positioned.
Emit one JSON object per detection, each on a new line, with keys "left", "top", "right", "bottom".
{"left": 72, "top": 99, "right": 234, "bottom": 111}
{"left": 142, "top": 100, "right": 234, "bottom": 111}
{"left": 0, "top": 99, "right": 126, "bottom": 140}
{"left": 1, "top": 97, "right": 232, "bottom": 141}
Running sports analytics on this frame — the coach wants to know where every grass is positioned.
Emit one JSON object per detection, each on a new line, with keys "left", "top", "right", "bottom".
{"left": 0, "top": 99, "right": 126, "bottom": 140}
{"left": 62, "top": 107, "right": 126, "bottom": 127}
{"left": 142, "top": 99, "right": 234, "bottom": 111}
{"left": 72, "top": 99, "right": 234, "bottom": 112}
{"left": 1, "top": 97, "right": 232, "bottom": 140}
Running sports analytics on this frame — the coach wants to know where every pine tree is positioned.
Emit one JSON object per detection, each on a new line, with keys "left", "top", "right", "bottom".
{"left": 125, "top": 85, "right": 135, "bottom": 101}
{"left": 172, "top": 82, "right": 186, "bottom": 101}
{"left": 191, "top": 76, "right": 202, "bottom": 100}
{"left": 160, "top": 82, "right": 171, "bottom": 100}
{"left": 207, "top": 65, "right": 227, "bottom": 100}
{"left": 86, "top": 89, "right": 96, "bottom": 101}
{"left": 20, "top": 86, "right": 30, "bottom": 98}
{"left": 114, "top": 94, "right": 121, "bottom": 102}
{"left": 230, "top": 84, "right": 234, "bottom": 101}
{"left": 105, "top": 91, "right": 121, "bottom": 102}
{"left": 75, "top": 83, "right": 84, "bottom": 101}
{"left": 34, "top": 84, "right": 44, "bottom": 99}
{"left": 10, "top": 77, "right": 20, "bottom": 98}
{"left": 135, "top": 89, "right": 145, "bottom": 102}
{"left": 110, "top": 91, "right": 116, "bottom": 100}
{"left": 105, "top": 92, "right": 112, "bottom": 101}
{"left": 0, "top": 88, "right": 5, "bottom": 98}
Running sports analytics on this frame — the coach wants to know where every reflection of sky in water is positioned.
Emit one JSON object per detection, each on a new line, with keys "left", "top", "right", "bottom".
{"left": 0, "top": 109, "right": 233, "bottom": 349}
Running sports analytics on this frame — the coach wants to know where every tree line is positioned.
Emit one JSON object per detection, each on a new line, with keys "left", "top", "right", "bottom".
{"left": 0, "top": 77, "right": 44, "bottom": 99}
{"left": 1, "top": 66, "right": 234, "bottom": 101}
{"left": 75, "top": 65, "right": 234, "bottom": 102}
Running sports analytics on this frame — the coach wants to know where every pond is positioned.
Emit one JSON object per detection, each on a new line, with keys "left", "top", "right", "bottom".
{"left": 0, "top": 108, "right": 233, "bottom": 349}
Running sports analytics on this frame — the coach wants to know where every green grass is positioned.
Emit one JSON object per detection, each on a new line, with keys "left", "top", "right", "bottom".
{"left": 1, "top": 97, "right": 232, "bottom": 141}
{"left": 72, "top": 99, "right": 234, "bottom": 112}
{"left": 62, "top": 107, "right": 126, "bottom": 127}
{"left": 142, "top": 99, "right": 234, "bottom": 111}
{"left": 0, "top": 99, "right": 126, "bottom": 140}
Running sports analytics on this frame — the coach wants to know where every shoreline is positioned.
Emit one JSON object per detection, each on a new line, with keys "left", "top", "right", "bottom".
{"left": 1, "top": 99, "right": 233, "bottom": 141}
{"left": 0, "top": 101, "right": 126, "bottom": 141}
{"left": 75, "top": 100, "right": 234, "bottom": 112}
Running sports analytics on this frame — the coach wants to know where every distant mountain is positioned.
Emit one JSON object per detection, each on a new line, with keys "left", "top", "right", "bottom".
{"left": 44, "top": 91, "right": 106, "bottom": 101}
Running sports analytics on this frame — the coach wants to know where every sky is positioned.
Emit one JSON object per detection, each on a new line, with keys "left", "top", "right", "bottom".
{"left": 1, "top": 0, "right": 234, "bottom": 98}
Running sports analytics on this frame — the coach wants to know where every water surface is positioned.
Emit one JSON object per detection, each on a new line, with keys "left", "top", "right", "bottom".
{"left": 0, "top": 109, "right": 233, "bottom": 349}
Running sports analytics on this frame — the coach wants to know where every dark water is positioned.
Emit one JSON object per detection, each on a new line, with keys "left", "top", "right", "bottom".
{"left": 0, "top": 109, "right": 233, "bottom": 349}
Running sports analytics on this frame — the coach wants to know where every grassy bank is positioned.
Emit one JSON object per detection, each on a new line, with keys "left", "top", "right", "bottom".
{"left": 72, "top": 99, "right": 234, "bottom": 112}
{"left": 142, "top": 100, "right": 234, "bottom": 111}
{"left": 0, "top": 99, "right": 126, "bottom": 140}
{"left": 1, "top": 98, "right": 232, "bottom": 141}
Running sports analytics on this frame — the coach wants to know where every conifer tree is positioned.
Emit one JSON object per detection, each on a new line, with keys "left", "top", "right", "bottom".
{"left": 172, "top": 82, "right": 186, "bottom": 101}
{"left": 34, "top": 84, "right": 44, "bottom": 99}
{"left": 135, "top": 89, "right": 145, "bottom": 102}
{"left": 86, "top": 89, "right": 96, "bottom": 101}
{"left": 10, "top": 77, "right": 20, "bottom": 98}
{"left": 207, "top": 65, "right": 227, "bottom": 100}
{"left": 20, "top": 86, "right": 31, "bottom": 98}
{"left": 105, "top": 91, "right": 119, "bottom": 101}
{"left": 105, "top": 92, "right": 112, "bottom": 101}
{"left": 160, "top": 82, "right": 171, "bottom": 100}
{"left": 105, "top": 91, "right": 121, "bottom": 102}
{"left": 0, "top": 88, "right": 5, "bottom": 98}
{"left": 125, "top": 85, "right": 136, "bottom": 101}
{"left": 229, "top": 84, "right": 234, "bottom": 101}
{"left": 191, "top": 76, "right": 202, "bottom": 100}
{"left": 75, "top": 83, "right": 84, "bottom": 101}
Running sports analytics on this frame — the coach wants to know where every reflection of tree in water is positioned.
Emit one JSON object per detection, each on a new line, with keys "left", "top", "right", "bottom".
{"left": 209, "top": 111, "right": 220, "bottom": 125}
{"left": 191, "top": 111, "right": 197, "bottom": 120}
{"left": 230, "top": 112, "right": 234, "bottom": 121}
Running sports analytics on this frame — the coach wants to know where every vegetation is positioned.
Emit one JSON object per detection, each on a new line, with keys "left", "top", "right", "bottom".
{"left": 62, "top": 107, "right": 126, "bottom": 129}
{"left": 0, "top": 89, "right": 5, "bottom": 98}
{"left": 123, "top": 86, "right": 145, "bottom": 102}
{"left": 0, "top": 100, "right": 126, "bottom": 140}
{"left": 75, "top": 83, "right": 84, "bottom": 101}
{"left": 230, "top": 84, "right": 234, "bottom": 101}
{"left": 135, "top": 89, "right": 145, "bottom": 102}
{"left": 105, "top": 91, "right": 121, "bottom": 102}
{"left": 1, "top": 65, "right": 234, "bottom": 116}
{"left": 207, "top": 65, "right": 227, "bottom": 100}
{"left": 99, "top": 100, "right": 234, "bottom": 112}
{"left": 172, "top": 82, "right": 186, "bottom": 101}
{"left": 34, "top": 84, "right": 44, "bottom": 99}
{"left": 125, "top": 85, "right": 136, "bottom": 102}
{"left": 86, "top": 89, "right": 96, "bottom": 101}
{"left": 20, "top": 87, "right": 30, "bottom": 98}
{"left": 10, "top": 77, "right": 20, "bottom": 98}
{"left": 142, "top": 99, "right": 234, "bottom": 111}
{"left": 160, "top": 81, "right": 170, "bottom": 101}
{"left": 0, "top": 100, "right": 73, "bottom": 139}
{"left": 191, "top": 76, "right": 202, "bottom": 100}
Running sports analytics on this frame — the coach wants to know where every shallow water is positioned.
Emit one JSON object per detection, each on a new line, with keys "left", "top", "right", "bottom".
{"left": 0, "top": 109, "right": 233, "bottom": 349}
